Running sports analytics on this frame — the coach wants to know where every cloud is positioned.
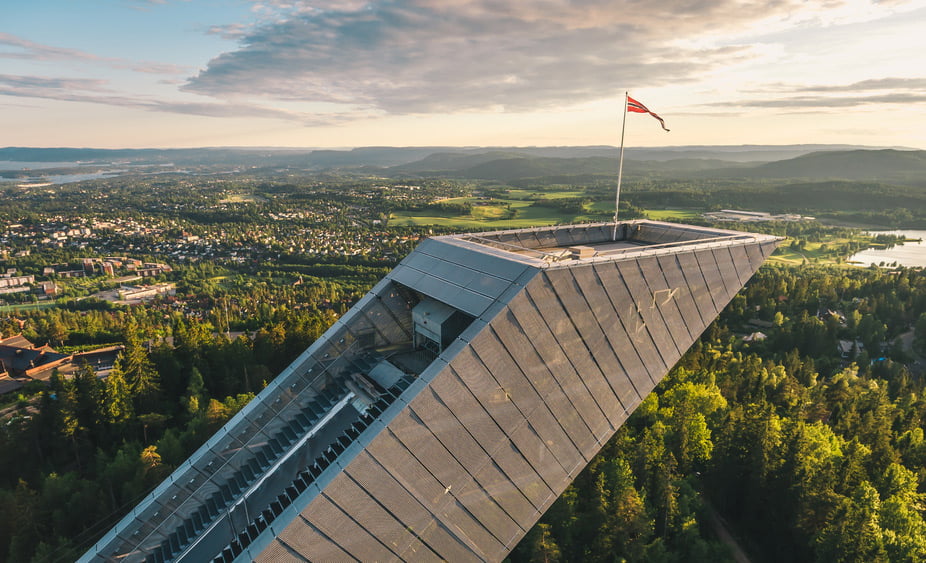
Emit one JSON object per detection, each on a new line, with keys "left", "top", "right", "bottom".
{"left": 184, "top": 0, "right": 918, "bottom": 117}
{"left": 722, "top": 76, "right": 926, "bottom": 109}
{"left": 185, "top": 0, "right": 797, "bottom": 114}
{"left": 0, "top": 32, "right": 101, "bottom": 63}
{"left": 794, "top": 77, "right": 926, "bottom": 93}
{"left": 0, "top": 73, "right": 339, "bottom": 124}
{"left": 0, "top": 74, "right": 111, "bottom": 92}
{"left": 726, "top": 92, "right": 926, "bottom": 108}
{"left": 0, "top": 33, "right": 191, "bottom": 75}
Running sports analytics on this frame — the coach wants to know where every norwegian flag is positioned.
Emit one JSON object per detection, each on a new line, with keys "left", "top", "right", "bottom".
{"left": 627, "top": 96, "right": 669, "bottom": 131}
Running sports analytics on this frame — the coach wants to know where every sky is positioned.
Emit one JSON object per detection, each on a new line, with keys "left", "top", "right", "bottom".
{"left": 2, "top": 0, "right": 925, "bottom": 149}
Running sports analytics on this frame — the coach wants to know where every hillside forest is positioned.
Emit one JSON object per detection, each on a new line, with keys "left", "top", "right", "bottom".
{"left": 0, "top": 264, "right": 923, "bottom": 561}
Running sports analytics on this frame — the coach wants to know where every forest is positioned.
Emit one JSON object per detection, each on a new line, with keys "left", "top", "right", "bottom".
{"left": 0, "top": 262, "right": 924, "bottom": 561}
{"left": 1, "top": 167, "right": 925, "bottom": 561}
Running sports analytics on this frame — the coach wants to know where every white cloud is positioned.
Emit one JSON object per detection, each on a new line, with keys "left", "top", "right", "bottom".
{"left": 184, "top": 0, "right": 923, "bottom": 119}
{"left": 0, "top": 33, "right": 191, "bottom": 75}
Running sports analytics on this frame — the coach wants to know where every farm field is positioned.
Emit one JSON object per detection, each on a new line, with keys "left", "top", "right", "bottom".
{"left": 388, "top": 196, "right": 605, "bottom": 228}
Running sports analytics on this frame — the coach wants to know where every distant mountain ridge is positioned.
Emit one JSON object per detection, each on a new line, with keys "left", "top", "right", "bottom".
{"left": 2, "top": 145, "right": 924, "bottom": 186}
{"left": 1, "top": 143, "right": 908, "bottom": 166}
{"left": 730, "top": 149, "right": 926, "bottom": 182}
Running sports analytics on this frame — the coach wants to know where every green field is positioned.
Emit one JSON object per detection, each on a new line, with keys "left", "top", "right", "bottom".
{"left": 504, "top": 188, "right": 587, "bottom": 200}
{"left": 389, "top": 197, "right": 609, "bottom": 229}
{"left": 645, "top": 208, "right": 702, "bottom": 221}
{"left": 769, "top": 237, "right": 859, "bottom": 266}
{"left": 219, "top": 193, "right": 267, "bottom": 203}
{"left": 0, "top": 301, "right": 57, "bottom": 313}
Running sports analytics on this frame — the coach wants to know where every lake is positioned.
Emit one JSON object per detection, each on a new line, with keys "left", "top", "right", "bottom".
{"left": 849, "top": 230, "right": 926, "bottom": 268}
{"left": 0, "top": 160, "right": 124, "bottom": 185}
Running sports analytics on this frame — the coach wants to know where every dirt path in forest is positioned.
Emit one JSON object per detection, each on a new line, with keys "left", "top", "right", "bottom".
{"left": 702, "top": 497, "right": 753, "bottom": 563}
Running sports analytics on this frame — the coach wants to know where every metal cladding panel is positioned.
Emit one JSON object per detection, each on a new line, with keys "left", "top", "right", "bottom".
{"left": 759, "top": 239, "right": 780, "bottom": 260}
{"left": 505, "top": 282, "right": 627, "bottom": 435}
{"left": 659, "top": 253, "right": 710, "bottom": 327}
{"left": 634, "top": 222, "right": 711, "bottom": 244}
{"left": 303, "top": 494, "right": 398, "bottom": 562}
{"left": 522, "top": 273, "right": 619, "bottom": 440}
{"left": 273, "top": 516, "right": 356, "bottom": 562}
{"left": 601, "top": 261, "right": 672, "bottom": 377}
{"left": 566, "top": 267, "right": 647, "bottom": 409}
{"left": 585, "top": 224, "right": 613, "bottom": 242}
{"left": 322, "top": 472, "right": 428, "bottom": 559}
{"left": 714, "top": 245, "right": 744, "bottom": 289}
{"left": 488, "top": 309, "right": 603, "bottom": 453}
{"left": 254, "top": 540, "right": 306, "bottom": 562}
{"left": 388, "top": 409, "right": 468, "bottom": 491}
{"left": 417, "top": 238, "right": 533, "bottom": 282}
{"left": 552, "top": 228, "right": 575, "bottom": 247}
{"left": 637, "top": 255, "right": 695, "bottom": 347}
{"left": 615, "top": 259, "right": 682, "bottom": 360}
{"left": 677, "top": 250, "right": 720, "bottom": 320}
{"left": 728, "top": 244, "right": 753, "bottom": 287}
{"left": 428, "top": 372, "right": 554, "bottom": 511}
{"left": 744, "top": 241, "right": 767, "bottom": 271}
{"left": 467, "top": 329, "right": 583, "bottom": 471}
{"left": 445, "top": 358, "right": 570, "bottom": 488}
{"left": 694, "top": 249, "right": 729, "bottom": 316}
{"left": 344, "top": 451, "right": 483, "bottom": 561}
{"left": 634, "top": 223, "right": 674, "bottom": 243}
{"left": 710, "top": 247, "right": 741, "bottom": 303}
{"left": 405, "top": 393, "right": 528, "bottom": 541}
{"left": 513, "top": 232, "right": 543, "bottom": 249}
{"left": 532, "top": 229, "right": 560, "bottom": 248}
{"left": 590, "top": 262, "right": 666, "bottom": 388}
{"left": 367, "top": 429, "right": 450, "bottom": 508}
{"left": 386, "top": 408, "right": 510, "bottom": 556}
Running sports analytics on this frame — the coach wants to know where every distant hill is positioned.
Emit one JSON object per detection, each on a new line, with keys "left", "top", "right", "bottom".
{"left": 621, "top": 144, "right": 896, "bottom": 163}
{"left": 2, "top": 144, "right": 904, "bottom": 168}
{"left": 725, "top": 149, "right": 926, "bottom": 184}
{"left": 3, "top": 146, "right": 923, "bottom": 185}
{"left": 386, "top": 151, "right": 531, "bottom": 174}
{"left": 384, "top": 154, "right": 757, "bottom": 180}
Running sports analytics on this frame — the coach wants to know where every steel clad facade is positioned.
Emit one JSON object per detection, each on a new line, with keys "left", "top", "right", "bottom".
{"left": 82, "top": 221, "right": 780, "bottom": 563}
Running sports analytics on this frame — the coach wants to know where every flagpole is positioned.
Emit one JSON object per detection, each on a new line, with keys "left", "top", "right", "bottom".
{"left": 612, "top": 91, "right": 629, "bottom": 240}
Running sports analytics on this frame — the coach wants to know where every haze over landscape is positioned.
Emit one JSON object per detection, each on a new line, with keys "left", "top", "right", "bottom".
{"left": 3, "top": 0, "right": 926, "bottom": 149}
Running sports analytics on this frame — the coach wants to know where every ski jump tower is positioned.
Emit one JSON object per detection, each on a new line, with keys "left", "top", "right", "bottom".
{"left": 82, "top": 220, "right": 780, "bottom": 562}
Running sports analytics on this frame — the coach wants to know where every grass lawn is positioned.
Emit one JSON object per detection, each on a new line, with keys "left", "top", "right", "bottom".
{"left": 503, "top": 188, "right": 588, "bottom": 200}
{"left": 390, "top": 198, "right": 606, "bottom": 229}
{"left": 769, "top": 238, "right": 858, "bottom": 266}
{"left": 645, "top": 208, "right": 702, "bottom": 221}
{"left": 0, "top": 301, "right": 58, "bottom": 313}
{"left": 219, "top": 193, "right": 267, "bottom": 203}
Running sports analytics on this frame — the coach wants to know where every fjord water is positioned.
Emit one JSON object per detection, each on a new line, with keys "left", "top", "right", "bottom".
{"left": 849, "top": 230, "right": 926, "bottom": 268}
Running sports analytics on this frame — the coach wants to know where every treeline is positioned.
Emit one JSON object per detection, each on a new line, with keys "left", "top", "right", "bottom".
{"left": 0, "top": 305, "right": 341, "bottom": 561}
{"left": 511, "top": 265, "right": 926, "bottom": 562}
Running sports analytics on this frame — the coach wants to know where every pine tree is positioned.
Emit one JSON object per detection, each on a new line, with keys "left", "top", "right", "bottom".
{"left": 104, "top": 365, "right": 133, "bottom": 424}
{"left": 118, "top": 319, "right": 160, "bottom": 398}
